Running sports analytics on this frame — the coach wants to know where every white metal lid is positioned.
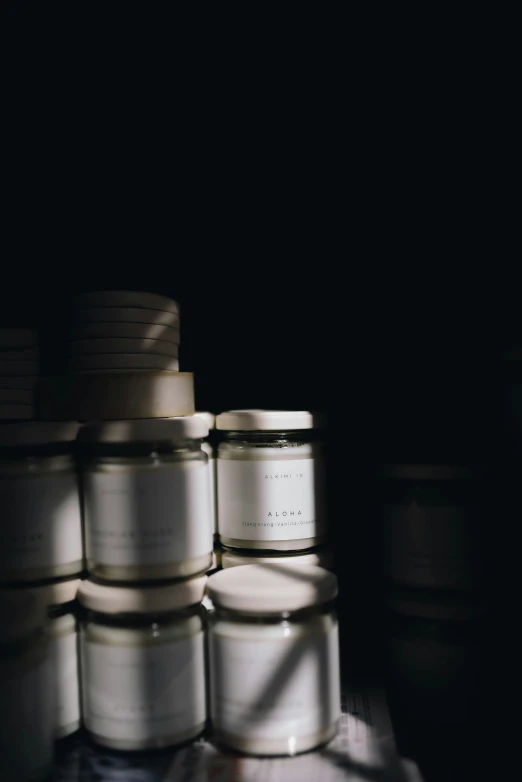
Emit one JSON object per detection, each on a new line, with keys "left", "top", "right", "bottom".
{"left": 68, "top": 338, "right": 179, "bottom": 357}
{"left": 78, "top": 575, "right": 207, "bottom": 614}
{"left": 78, "top": 415, "right": 209, "bottom": 443}
{"left": 379, "top": 464, "right": 479, "bottom": 479}
{"left": 0, "top": 404, "right": 33, "bottom": 420}
{"left": 0, "top": 329, "right": 38, "bottom": 349}
{"left": 387, "top": 591, "right": 484, "bottom": 621}
{"left": 0, "top": 421, "right": 80, "bottom": 447}
{"left": 221, "top": 550, "right": 331, "bottom": 569}
{"left": 69, "top": 353, "right": 180, "bottom": 372}
{"left": 194, "top": 411, "right": 215, "bottom": 429}
{"left": 216, "top": 409, "right": 317, "bottom": 431}
{"left": 0, "top": 360, "right": 39, "bottom": 376}
{"left": 75, "top": 290, "right": 180, "bottom": 315}
{"left": 71, "top": 321, "right": 180, "bottom": 343}
{"left": 0, "top": 589, "right": 47, "bottom": 643}
{"left": 207, "top": 564, "right": 338, "bottom": 613}
{"left": 31, "top": 578, "right": 82, "bottom": 607}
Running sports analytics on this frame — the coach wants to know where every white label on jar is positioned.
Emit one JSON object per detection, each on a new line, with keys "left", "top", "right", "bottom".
{"left": 0, "top": 473, "right": 83, "bottom": 572}
{"left": 81, "top": 632, "right": 206, "bottom": 743}
{"left": 383, "top": 504, "right": 480, "bottom": 588}
{"left": 217, "top": 458, "right": 325, "bottom": 541}
{"left": 84, "top": 463, "right": 213, "bottom": 565}
{"left": 210, "top": 623, "right": 340, "bottom": 742}
{"left": 50, "top": 628, "right": 80, "bottom": 734}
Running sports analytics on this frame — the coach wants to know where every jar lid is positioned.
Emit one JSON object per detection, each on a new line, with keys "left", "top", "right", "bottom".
{"left": 74, "top": 307, "right": 180, "bottom": 327}
{"left": 75, "top": 290, "right": 180, "bottom": 315}
{"left": 194, "top": 411, "right": 215, "bottom": 429}
{"left": 379, "top": 464, "right": 480, "bottom": 479}
{"left": 216, "top": 409, "right": 318, "bottom": 431}
{"left": 71, "top": 322, "right": 180, "bottom": 343}
{"left": 78, "top": 575, "right": 207, "bottom": 614}
{"left": 78, "top": 415, "right": 209, "bottom": 443}
{"left": 68, "top": 338, "right": 179, "bottom": 358}
{"left": 0, "top": 329, "right": 38, "bottom": 349}
{"left": 0, "top": 421, "right": 80, "bottom": 447}
{"left": 69, "top": 353, "right": 180, "bottom": 372}
{"left": 207, "top": 564, "right": 337, "bottom": 613}
{"left": 387, "top": 591, "right": 484, "bottom": 621}
{"left": 31, "top": 578, "right": 82, "bottom": 607}
{"left": 221, "top": 549, "right": 331, "bottom": 569}
{"left": 0, "top": 589, "right": 47, "bottom": 643}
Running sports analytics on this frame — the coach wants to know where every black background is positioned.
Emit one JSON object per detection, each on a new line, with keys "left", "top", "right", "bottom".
{"left": 1, "top": 3, "right": 513, "bottom": 780}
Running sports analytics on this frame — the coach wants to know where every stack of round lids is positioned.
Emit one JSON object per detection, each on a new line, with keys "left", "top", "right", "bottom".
{"left": 69, "top": 291, "right": 180, "bottom": 374}
{"left": 0, "top": 329, "right": 38, "bottom": 420}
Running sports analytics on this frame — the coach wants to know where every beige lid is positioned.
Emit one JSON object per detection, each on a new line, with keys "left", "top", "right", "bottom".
{"left": 207, "top": 564, "right": 337, "bottom": 613}
{"left": 216, "top": 409, "right": 318, "bottom": 431}
{"left": 70, "top": 354, "right": 180, "bottom": 372}
{"left": 0, "top": 589, "right": 47, "bottom": 643}
{"left": 78, "top": 575, "right": 207, "bottom": 614}
{"left": 0, "top": 421, "right": 80, "bottom": 447}
{"left": 0, "top": 329, "right": 38, "bottom": 349}
{"left": 0, "top": 404, "right": 33, "bottom": 420}
{"left": 387, "top": 591, "right": 484, "bottom": 621}
{"left": 221, "top": 549, "right": 331, "bottom": 569}
{"left": 68, "top": 338, "right": 179, "bottom": 357}
{"left": 79, "top": 415, "right": 209, "bottom": 443}
{"left": 32, "top": 578, "right": 82, "bottom": 607}
{"left": 379, "top": 464, "right": 479, "bottom": 479}
{"left": 75, "top": 290, "right": 180, "bottom": 315}
{"left": 0, "top": 360, "right": 39, "bottom": 376}
{"left": 194, "top": 411, "right": 215, "bottom": 429}
{"left": 71, "top": 321, "right": 180, "bottom": 343}
{"left": 35, "top": 372, "right": 195, "bottom": 421}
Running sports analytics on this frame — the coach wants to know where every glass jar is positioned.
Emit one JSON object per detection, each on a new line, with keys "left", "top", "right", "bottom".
{"left": 207, "top": 564, "right": 340, "bottom": 756}
{"left": 194, "top": 412, "right": 218, "bottom": 539}
{"left": 216, "top": 410, "right": 326, "bottom": 551}
{"left": 378, "top": 464, "right": 484, "bottom": 590}
{"left": 0, "top": 422, "right": 83, "bottom": 582}
{"left": 34, "top": 578, "right": 82, "bottom": 739}
{"left": 0, "top": 589, "right": 55, "bottom": 781}
{"left": 385, "top": 590, "right": 484, "bottom": 727}
{"left": 221, "top": 546, "right": 332, "bottom": 569}
{"left": 78, "top": 575, "right": 208, "bottom": 751}
{"left": 79, "top": 418, "right": 213, "bottom": 581}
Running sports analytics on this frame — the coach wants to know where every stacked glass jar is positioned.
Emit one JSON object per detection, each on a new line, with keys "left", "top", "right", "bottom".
{"left": 215, "top": 409, "right": 331, "bottom": 570}
{"left": 0, "top": 421, "right": 84, "bottom": 774}
{"left": 77, "top": 416, "right": 213, "bottom": 750}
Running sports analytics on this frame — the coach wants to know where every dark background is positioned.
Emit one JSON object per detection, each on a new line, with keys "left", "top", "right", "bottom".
{"left": 1, "top": 3, "right": 512, "bottom": 780}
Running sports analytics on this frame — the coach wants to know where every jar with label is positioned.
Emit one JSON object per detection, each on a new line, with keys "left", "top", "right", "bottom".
{"left": 385, "top": 590, "right": 484, "bottom": 726}
{"left": 221, "top": 546, "right": 332, "bottom": 570}
{"left": 78, "top": 575, "right": 208, "bottom": 751}
{"left": 194, "top": 412, "right": 217, "bottom": 538}
{"left": 33, "top": 577, "right": 82, "bottom": 738}
{"left": 0, "top": 421, "right": 84, "bottom": 582}
{"left": 79, "top": 417, "right": 213, "bottom": 581}
{"left": 378, "top": 464, "right": 484, "bottom": 590}
{"left": 216, "top": 410, "right": 326, "bottom": 551}
{"left": 207, "top": 564, "right": 340, "bottom": 756}
{"left": 0, "top": 589, "right": 55, "bottom": 781}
